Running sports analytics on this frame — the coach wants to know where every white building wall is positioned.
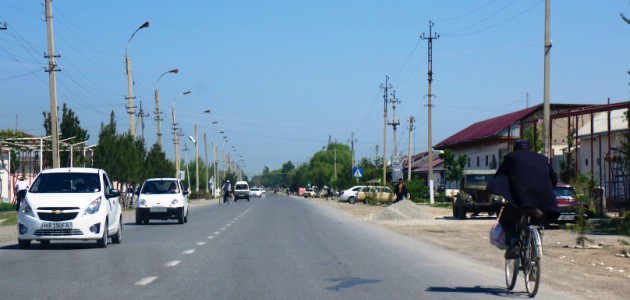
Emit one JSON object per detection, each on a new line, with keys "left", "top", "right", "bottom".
{"left": 578, "top": 132, "right": 627, "bottom": 188}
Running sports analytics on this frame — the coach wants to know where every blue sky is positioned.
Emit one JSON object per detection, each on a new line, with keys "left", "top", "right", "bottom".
{"left": 0, "top": 0, "right": 628, "bottom": 174}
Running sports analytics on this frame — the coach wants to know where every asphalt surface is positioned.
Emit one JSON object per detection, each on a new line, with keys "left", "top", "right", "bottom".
{"left": 0, "top": 194, "right": 574, "bottom": 299}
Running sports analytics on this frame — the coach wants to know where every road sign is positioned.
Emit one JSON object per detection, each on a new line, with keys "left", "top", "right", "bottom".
{"left": 352, "top": 168, "right": 363, "bottom": 178}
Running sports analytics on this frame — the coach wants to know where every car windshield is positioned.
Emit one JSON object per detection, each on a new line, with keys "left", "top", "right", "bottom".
{"left": 352, "top": 187, "right": 362, "bottom": 191}
{"left": 30, "top": 173, "right": 100, "bottom": 193}
{"left": 554, "top": 186, "right": 577, "bottom": 198}
{"left": 465, "top": 175, "right": 493, "bottom": 184}
{"left": 141, "top": 180, "right": 179, "bottom": 194}
{"left": 236, "top": 184, "right": 248, "bottom": 190}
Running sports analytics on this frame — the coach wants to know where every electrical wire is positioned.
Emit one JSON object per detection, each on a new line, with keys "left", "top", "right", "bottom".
{"left": 442, "top": 0, "right": 518, "bottom": 36}
{"left": 435, "top": 0, "right": 500, "bottom": 23}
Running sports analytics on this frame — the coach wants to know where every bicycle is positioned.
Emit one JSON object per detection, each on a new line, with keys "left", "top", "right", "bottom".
{"left": 505, "top": 209, "right": 544, "bottom": 298}
{"left": 220, "top": 191, "right": 231, "bottom": 205}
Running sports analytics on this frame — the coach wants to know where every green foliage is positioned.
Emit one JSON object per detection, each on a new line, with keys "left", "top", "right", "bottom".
{"left": 430, "top": 202, "right": 452, "bottom": 208}
{"left": 406, "top": 179, "right": 429, "bottom": 203}
{"left": 596, "top": 213, "right": 630, "bottom": 236}
{"left": 0, "top": 203, "right": 16, "bottom": 212}
{"left": 571, "top": 205, "right": 594, "bottom": 247}
{"left": 0, "top": 212, "right": 17, "bottom": 225}
{"left": 0, "top": 130, "right": 28, "bottom": 174}
{"left": 187, "top": 190, "right": 209, "bottom": 200}
{"left": 43, "top": 103, "right": 90, "bottom": 168}
{"left": 559, "top": 130, "right": 577, "bottom": 183}
{"left": 439, "top": 149, "right": 467, "bottom": 189}
{"left": 522, "top": 124, "right": 544, "bottom": 154}
{"left": 144, "top": 143, "right": 176, "bottom": 179}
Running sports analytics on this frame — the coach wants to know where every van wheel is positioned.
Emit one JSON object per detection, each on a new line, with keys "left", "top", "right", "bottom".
{"left": 457, "top": 207, "right": 467, "bottom": 219}
{"left": 97, "top": 219, "right": 108, "bottom": 248}
{"left": 111, "top": 218, "right": 122, "bottom": 244}
{"left": 18, "top": 239, "right": 31, "bottom": 249}
{"left": 135, "top": 210, "right": 142, "bottom": 225}
{"left": 178, "top": 207, "right": 185, "bottom": 224}
{"left": 184, "top": 208, "right": 188, "bottom": 223}
{"left": 452, "top": 205, "right": 459, "bottom": 217}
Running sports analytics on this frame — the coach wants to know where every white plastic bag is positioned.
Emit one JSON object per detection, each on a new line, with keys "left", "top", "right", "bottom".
{"left": 489, "top": 207, "right": 509, "bottom": 250}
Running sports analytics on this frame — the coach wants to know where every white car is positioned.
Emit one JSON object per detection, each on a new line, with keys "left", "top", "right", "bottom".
{"left": 249, "top": 187, "right": 265, "bottom": 197}
{"left": 338, "top": 186, "right": 365, "bottom": 204}
{"left": 233, "top": 181, "right": 250, "bottom": 201}
{"left": 17, "top": 168, "right": 123, "bottom": 249}
{"left": 136, "top": 178, "right": 189, "bottom": 224}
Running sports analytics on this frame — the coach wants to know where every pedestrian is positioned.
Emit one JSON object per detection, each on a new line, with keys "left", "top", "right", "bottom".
{"left": 15, "top": 177, "right": 29, "bottom": 211}
{"left": 394, "top": 178, "right": 407, "bottom": 203}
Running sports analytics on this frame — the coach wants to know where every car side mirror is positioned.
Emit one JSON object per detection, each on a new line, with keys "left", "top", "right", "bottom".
{"left": 135, "top": 190, "right": 140, "bottom": 196}
{"left": 108, "top": 189, "right": 121, "bottom": 198}
{"left": 184, "top": 190, "right": 189, "bottom": 196}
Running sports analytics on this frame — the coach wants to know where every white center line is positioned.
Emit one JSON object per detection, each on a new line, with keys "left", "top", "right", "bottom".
{"left": 183, "top": 249, "right": 195, "bottom": 255}
{"left": 220, "top": 228, "right": 226, "bottom": 230}
{"left": 197, "top": 242, "right": 206, "bottom": 246}
{"left": 135, "top": 276, "right": 159, "bottom": 286}
{"left": 207, "top": 236, "right": 214, "bottom": 239}
{"left": 226, "top": 224, "right": 231, "bottom": 227}
{"left": 214, "top": 231, "right": 220, "bottom": 234}
{"left": 164, "top": 260, "right": 181, "bottom": 267}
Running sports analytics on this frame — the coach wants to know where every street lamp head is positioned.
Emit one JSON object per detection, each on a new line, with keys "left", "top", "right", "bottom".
{"left": 219, "top": 131, "right": 224, "bottom": 133}
{"left": 189, "top": 136, "right": 196, "bottom": 143}
{"left": 204, "top": 109, "right": 211, "bottom": 113}
{"left": 169, "top": 69, "right": 179, "bottom": 74}
{"left": 183, "top": 91, "right": 191, "bottom": 95}
{"left": 140, "top": 21, "right": 150, "bottom": 29}
{"left": 212, "top": 121, "right": 218, "bottom": 124}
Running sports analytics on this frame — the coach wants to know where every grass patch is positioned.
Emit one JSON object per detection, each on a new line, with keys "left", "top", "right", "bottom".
{"left": 0, "top": 212, "right": 17, "bottom": 226}
{"left": 594, "top": 213, "right": 630, "bottom": 236}
{"left": 0, "top": 203, "right": 17, "bottom": 212}
{"left": 429, "top": 202, "right": 452, "bottom": 208}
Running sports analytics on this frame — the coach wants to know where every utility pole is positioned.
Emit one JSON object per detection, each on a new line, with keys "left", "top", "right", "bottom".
{"left": 408, "top": 116, "right": 415, "bottom": 181}
{"left": 388, "top": 90, "right": 401, "bottom": 156}
{"left": 204, "top": 132, "right": 209, "bottom": 194}
{"left": 184, "top": 143, "right": 191, "bottom": 192}
{"left": 154, "top": 90, "right": 163, "bottom": 147}
{"left": 136, "top": 101, "right": 149, "bottom": 142}
{"left": 380, "top": 76, "right": 392, "bottom": 186}
{"left": 348, "top": 131, "right": 356, "bottom": 168}
{"left": 334, "top": 139, "right": 337, "bottom": 180}
{"left": 171, "top": 108, "right": 180, "bottom": 178}
{"left": 526, "top": 92, "right": 530, "bottom": 108}
{"left": 194, "top": 122, "right": 199, "bottom": 192}
{"left": 422, "top": 21, "right": 439, "bottom": 204}
{"left": 542, "top": 0, "right": 552, "bottom": 159}
{"left": 45, "top": 0, "right": 61, "bottom": 168}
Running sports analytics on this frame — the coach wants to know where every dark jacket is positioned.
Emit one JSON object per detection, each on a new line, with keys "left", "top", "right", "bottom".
{"left": 489, "top": 149, "right": 559, "bottom": 214}
{"left": 394, "top": 183, "right": 408, "bottom": 199}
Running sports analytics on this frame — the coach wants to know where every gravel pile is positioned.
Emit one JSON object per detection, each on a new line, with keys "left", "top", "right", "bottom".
{"left": 374, "top": 200, "right": 432, "bottom": 221}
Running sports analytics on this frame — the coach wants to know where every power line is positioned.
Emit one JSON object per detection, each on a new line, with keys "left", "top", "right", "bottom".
{"left": 442, "top": 0, "right": 518, "bottom": 36}
{"left": 436, "top": 0, "right": 500, "bottom": 23}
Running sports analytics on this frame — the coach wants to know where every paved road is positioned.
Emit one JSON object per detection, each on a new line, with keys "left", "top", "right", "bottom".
{"left": 0, "top": 194, "right": 573, "bottom": 299}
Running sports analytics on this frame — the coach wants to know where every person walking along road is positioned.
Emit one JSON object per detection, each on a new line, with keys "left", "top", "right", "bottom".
{"left": 394, "top": 178, "right": 407, "bottom": 203}
{"left": 14, "top": 177, "right": 29, "bottom": 211}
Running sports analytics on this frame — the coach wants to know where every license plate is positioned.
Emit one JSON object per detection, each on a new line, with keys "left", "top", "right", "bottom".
{"left": 42, "top": 222, "right": 72, "bottom": 229}
{"left": 558, "top": 214, "right": 576, "bottom": 221}
{"left": 150, "top": 207, "right": 167, "bottom": 213}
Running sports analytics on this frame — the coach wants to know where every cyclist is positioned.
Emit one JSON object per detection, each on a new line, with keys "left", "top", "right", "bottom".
{"left": 489, "top": 140, "right": 560, "bottom": 259}
{"left": 221, "top": 180, "right": 231, "bottom": 205}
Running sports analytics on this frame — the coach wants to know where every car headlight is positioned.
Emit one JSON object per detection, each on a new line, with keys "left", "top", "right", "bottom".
{"left": 83, "top": 196, "right": 102, "bottom": 216}
{"left": 139, "top": 199, "right": 146, "bottom": 206}
{"left": 20, "top": 199, "right": 35, "bottom": 217}
{"left": 171, "top": 199, "right": 179, "bottom": 205}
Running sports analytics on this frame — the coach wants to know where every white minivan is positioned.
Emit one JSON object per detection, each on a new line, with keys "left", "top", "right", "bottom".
{"left": 233, "top": 181, "right": 250, "bottom": 201}
{"left": 17, "top": 168, "right": 123, "bottom": 249}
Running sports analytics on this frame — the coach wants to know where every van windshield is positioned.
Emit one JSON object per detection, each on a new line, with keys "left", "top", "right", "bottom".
{"left": 30, "top": 173, "right": 101, "bottom": 193}
{"left": 235, "top": 184, "right": 248, "bottom": 190}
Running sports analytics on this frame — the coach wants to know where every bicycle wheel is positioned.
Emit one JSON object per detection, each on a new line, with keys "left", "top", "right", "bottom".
{"left": 524, "top": 228, "right": 541, "bottom": 297}
{"left": 505, "top": 256, "right": 519, "bottom": 290}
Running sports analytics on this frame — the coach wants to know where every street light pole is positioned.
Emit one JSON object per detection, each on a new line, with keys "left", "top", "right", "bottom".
{"left": 194, "top": 123, "right": 199, "bottom": 192}
{"left": 171, "top": 91, "right": 191, "bottom": 178}
{"left": 125, "top": 21, "right": 150, "bottom": 137}
{"left": 154, "top": 68, "right": 178, "bottom": 148}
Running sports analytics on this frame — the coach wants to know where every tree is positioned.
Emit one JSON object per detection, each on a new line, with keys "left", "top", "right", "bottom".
{"left": 439, "top": 149, "right": 467, "bottom": 189}
{"left": 522, "top": 124, "right": 544, "bottom": 154}
{"left": 559, "top": 130, "right": 577, "bottom": 183}
{"left": 42, "top": 103, "right": 90, "bottom": 168}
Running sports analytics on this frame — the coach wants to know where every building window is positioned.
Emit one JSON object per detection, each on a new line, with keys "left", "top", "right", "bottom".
{"left": 485, "top": 155, "right": 488, "bottom": 166}
{"left": 585, "top": 159, "right": 589, "bottom": 166}
{"left": 477, "top": 157, "right": 480, "bottom": 167}
{"left": 468, "top": 158, "right": 470, "bottom": 167}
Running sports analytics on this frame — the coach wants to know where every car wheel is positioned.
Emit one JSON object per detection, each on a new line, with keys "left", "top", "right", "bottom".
{"left": 143, "top": 217, "right": 150, "bottom": 224}
{"left": 111, "top": 218, "right": 122, "bottom": 244}
{"left": 97, "top": 219, "right": 108, "bottom": 248}
{"left": 135, "top": 210, "right": 142, "bottom": 225}
{"left": 40, "top": 240, "right": 51, "bottom": 248}
{"left": 452, "top": 205, "right": 459, "bottom": 218}
{"left": 184, "top": 208, "right": 188, "bottom": 223}
{"left": 247, "top": 197, "right": 250, "bottom": 202}
{"left": 348, "top": 197, "right": 356, "bottom": 204}
{"left": 457, "top": 206, "right": 467, "bottom": 220}
{"left": 18, "top": 239, "right": 31, "bottom": 249}
{"left": 178, "top": 207, "right": 185, "bottom": 224}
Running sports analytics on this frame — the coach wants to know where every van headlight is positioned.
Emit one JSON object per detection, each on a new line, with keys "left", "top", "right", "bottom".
{"left": 20, "top": 199, "right": 35, "bottom": 217}
{"left": 171, "top": 199, "right": 179, "bottom": 205}
{"left": 139, "top": 199, "right": 146, "bottom": 206}
{"left": 83, "top": 197, "right": 102, "bottom": 216}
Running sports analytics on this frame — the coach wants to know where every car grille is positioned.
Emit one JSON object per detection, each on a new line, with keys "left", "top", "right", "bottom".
{"left": 33, "top": 229, "right": 83, "bottom": 236}
{"left": 38, "top": 212, "right": 78, "bottom": 222}
{"left": 38, "top": 207, "right": 80, "bottom": 210}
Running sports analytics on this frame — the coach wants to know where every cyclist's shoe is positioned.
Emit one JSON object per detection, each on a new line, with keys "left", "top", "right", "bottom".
{"left": 505, "top": 244, "right": 520, "bottom": 259}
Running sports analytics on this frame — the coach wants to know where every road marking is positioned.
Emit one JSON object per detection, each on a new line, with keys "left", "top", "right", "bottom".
{"left": 220, "top": 228, "right": 226, "bottom": 230}
{"left": 164, "top": 261, "right": 181, "bottom": 267}
{"left": 207, "top": 236, "right": 214, "bottom": 239}
{"left": 135, "top": 276, "right": 159, "bottom": 286}
{"left": 197, "top": 242, "right": 206, "bottom": 246}
{"left": 214, "top": 231, "right": 220, "bottom": 234}
{"left": 226, "top": 224, "right": 231, "bottom": 227}
{"left": 183, "top": 249, "right": 195, "bottom": 255}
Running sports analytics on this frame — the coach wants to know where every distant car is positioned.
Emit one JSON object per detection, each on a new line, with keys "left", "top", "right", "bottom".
{"left": 17, "top": 168, "right": 123, "bottom": 249}
{"left": 554, "top": 183, "right": 588, "bottom": 223}
{"left": 339, "top": 186, "right": 365, "bottom": 204}
{"left": 356, "top": 186, "right": 393, "bottom": 204}
{"left": 249, "top": 187, "right": 265, "bottom": 197}
{"left": 234, "top": 181, "right": 250, "bottom": 201}
{"left": 303, "top": 188, "right": 316, "bottom": 198}
{"left": 453, "top": 170, "right": 503, "bottom": 219}
{"left": 136, "top": 178, "right": 189, "bottom": 224}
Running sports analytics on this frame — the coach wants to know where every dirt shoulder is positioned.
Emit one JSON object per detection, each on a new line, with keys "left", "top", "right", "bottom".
{"left": 310, "top": 197, "right": 630, "bottom": 300}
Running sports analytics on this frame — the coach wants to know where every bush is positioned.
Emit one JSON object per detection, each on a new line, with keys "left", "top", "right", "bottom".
{"left": 406, "top": 179, "right": 429, "bottom": 203}
{"left": 0, "top": 203, "right": 16, "bottom": 212}
{"left": 187, "top": 190, "right": 210, "bottom": 200}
